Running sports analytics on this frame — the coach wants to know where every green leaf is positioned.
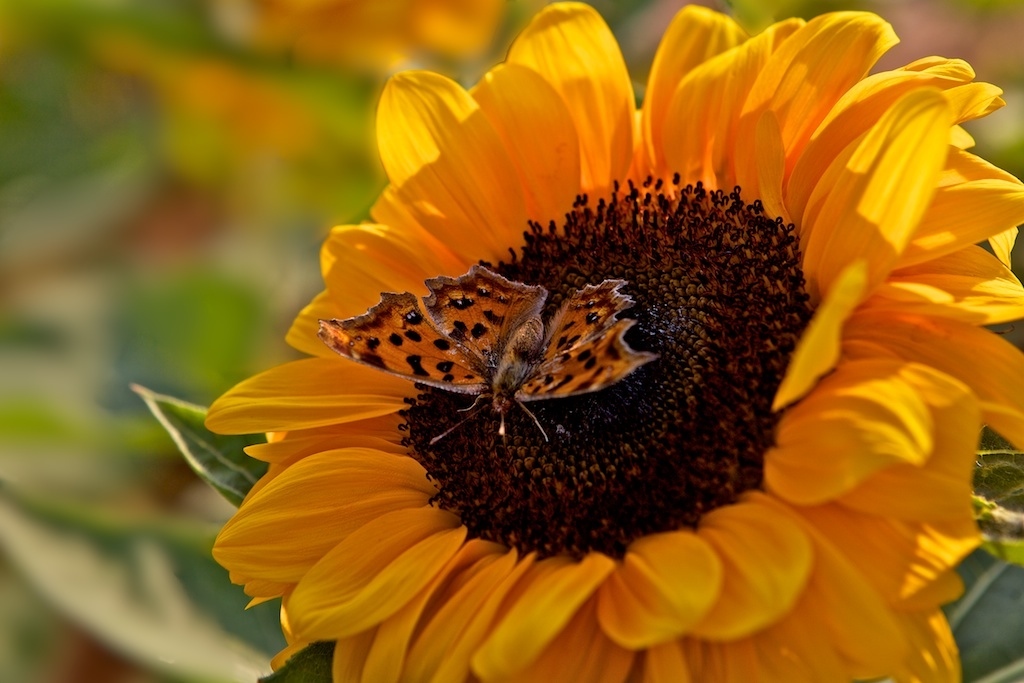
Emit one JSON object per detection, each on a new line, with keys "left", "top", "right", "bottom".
{"left": 114, "top": 271, "right": 269, "bottom": 401}
{"left": 974, "top": 428, "right": 1024, "bottom": 565}
{"left": 0, "top": 486, "right": 285, "bottom": 681}
{"left": 260, "top": 642, "right": 335, "bottom": 683}
{"left": 947, "top": 549, "right": 1024, "bottom": 682}
{"left": 133, "top": 384, "right": 266, "bottom": 507}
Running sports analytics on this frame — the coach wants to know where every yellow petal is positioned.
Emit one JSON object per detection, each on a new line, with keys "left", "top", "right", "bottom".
{"left": 845, "top": 311, "right": 1024, "bottom": 448}
{"left": 643, "top": 639, "right": 692, "bottom": 683}
{"left": 766, "top": 360, "right": 933, "bottom": 506}
{"left": 488, "top": 598, "right": 634, "bottom": 683}
{"left": 751, "top": 598, "right": 848, "bottom": 681}
{"left": 242, "top": 579, "right": 291, "bottom": 602}
{"left": 690, "top": 497, "right": 812, "bottom": 639}
{"left": 788, "top": 60, "right": 977, "bottom": 222}
{"left": 285, "top": 506, "right": 465, "bottom": 640}
{"left": 865, "top": 245, "right": 1024, "bottom": 325}
{"left": 206, "top": 358, "right": 410, "bottom": 434}
{"left": 376, "top": 71, "right": 528, "bottom": 262}
{"left": 950, "top": 124, "right": 975, "bottom": 149}
{"left": 990, "top": 227, "right": 1018, "bottom": 268}
{"left": 739, "top": 12, "right": 898, "bottom": 174}
{"left": 214, "top": 448, "right": 435, "bottom": 584}
{"left": 908, "top": 568, "right": 966, "bottom": 610}
{"left": 840, "top": 364, "right": 980, "bottom": 520}
{"left": 243, "top": 415, "right": 405, "bottom": 463}
{"left": 753, "top": 111, "right": 789, "bottom": 222}
{"left": 332, "top": 628, "right": 376, "bottom": 683}
{"left": 940, "top": 135, "right": 1023, "bottom": 185}
{"left": 321, "top": 223, "right": 468, "bottom": 318}
{"left": 758, "top": 494, "right": 908, "bottom": 677}
{"left": 405, "top": 550, "right": 532, "bottom": 683}
{"left": 507, "top": 2, "right": 634, "bottom": 197}
{"left": 772, "top": 260, "right": 868, "bottom": 411}
{"left": 900, "top": 55, "right": 976, "bottom": 78}
{"left": 682, "top": 637, "right": 758, "bottom": 683}
{"left": 472, "top": 552, "right": 616, "bottom": 679}
{"left": 801, "top": 504, "right": 978, "bottom": 610}
{"left": 362, "top": 539, "right": 504, "bottom": 683}
{"left": 286, "top": 290, "right": 344, "bottom": 358}
{"left": 597, "top": 530, "right": 722, "bottom": 648}
{"left": 642, "top": 5, "right": 747, "bottom": 174}
{"left": 662, "top": 19, "right": 802, "bottom": 189}
{"left": 687, "top": 594, "right": 848, "bottom": 682}
{"left": 898, "top": 178, "right": 1024, "bottom": 268}
{"left": 800, "top": 88, "right": 951, "bottom": 299}
{"left": 943, "top": 81, "right": 1004, "bottom": 124}
{"left": 891, "top": 611, "right": 960, "bottom": 683}
{"left": 471, "top": 63, "right": 582, "bottom": 224}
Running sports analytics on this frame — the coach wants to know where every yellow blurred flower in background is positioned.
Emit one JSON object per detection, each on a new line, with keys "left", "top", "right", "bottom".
{"left": 227, "top": 0, "right": 508, "bottom": 68}
{"left": 96, "top": 36, "right": 317, "bottom": 165}
{"left": 206, "top": 2, "right": 1024, "bottom": 681}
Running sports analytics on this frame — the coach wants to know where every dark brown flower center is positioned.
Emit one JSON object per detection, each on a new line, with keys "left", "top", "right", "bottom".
{"left": 402, "top": 179, "right": 813, "bottom": 559}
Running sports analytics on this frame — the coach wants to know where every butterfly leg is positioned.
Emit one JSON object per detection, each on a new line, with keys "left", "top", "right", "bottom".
{"left": 429, "top": 398, "right": 487, "bottom": 446}
{"left": 515, "top": 400, "right": 549, "bottom": 443}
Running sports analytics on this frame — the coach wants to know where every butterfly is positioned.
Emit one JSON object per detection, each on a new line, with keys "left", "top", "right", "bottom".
{"left": 318, "top": 265, "right": 658, "bottom": 443}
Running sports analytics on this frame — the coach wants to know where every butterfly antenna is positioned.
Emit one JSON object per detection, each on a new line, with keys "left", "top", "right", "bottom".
{"left": 430, "top": 400, "right": 486, "bottom": 446}
{"left": 515, "top": 400, "right": 549, "bottom": 443}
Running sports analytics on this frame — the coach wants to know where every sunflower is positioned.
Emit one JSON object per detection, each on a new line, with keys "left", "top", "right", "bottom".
{"left": 231, "top": 0, "right": 508, "bottom": 68}
{"left": 207, "top": 3, "right": 1024, "bottom": 681}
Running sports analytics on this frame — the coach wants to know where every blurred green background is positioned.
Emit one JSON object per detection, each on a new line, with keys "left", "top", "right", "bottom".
{"left": 2, "top": 1, "right": 1024, "bottom": 681}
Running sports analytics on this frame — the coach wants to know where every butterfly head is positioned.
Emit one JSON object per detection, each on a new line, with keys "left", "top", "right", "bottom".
{"left": 492, "top": 393, "right": 515, "bottom": 417}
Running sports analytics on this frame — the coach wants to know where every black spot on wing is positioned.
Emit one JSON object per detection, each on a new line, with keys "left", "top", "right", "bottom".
{"left": 450, "top": 297, "right": 474, "bottom": 310}
{"left": 471, "top": 322, "right": 487, "bottom": 339}
{"left": 436, "top": 360, "right": 455, "bottom": 373}
{"left": 586, "top": 312, "right": 600, "bottom": 324}
{"left": 574, "top": 378, "right": 594, "bottom": 392}
{"left": 406, "top": 355, "right": 429, "bottom": 377}
{"left": 433, "top": 339, "right": 451, "bottom": 351}
{"left": 404, "top": 310, "right": 423, "bottom": 325}
{"left": 360, "top": 353, "right": 386, "bottom": 369}
{"left": 404, "top": 330, "right": 422, "bottom": 342}
{"left": 367, "top": 337, "right": 381, "bottom": 350}
{"left": 389, "top": 333, "right": 403, "bottom": 346}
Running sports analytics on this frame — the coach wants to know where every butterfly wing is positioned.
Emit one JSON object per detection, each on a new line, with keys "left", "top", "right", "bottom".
{"left": 517, "top": 279, "right": 658, "bottom": 400}
{"left": 319, "top": 292, "right": 488, "bottom": 394}
{"left": 423, "top": 265, "right": 548, "bottom": 365}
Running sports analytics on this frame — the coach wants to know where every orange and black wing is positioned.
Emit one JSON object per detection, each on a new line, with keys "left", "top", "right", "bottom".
{"left": 319, "top": 291, "right": 488, "bottom": 394}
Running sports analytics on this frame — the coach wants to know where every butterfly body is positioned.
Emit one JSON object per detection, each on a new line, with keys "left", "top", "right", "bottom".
{"left": 318, "top": 265, "right": 658, "bottom": 440}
